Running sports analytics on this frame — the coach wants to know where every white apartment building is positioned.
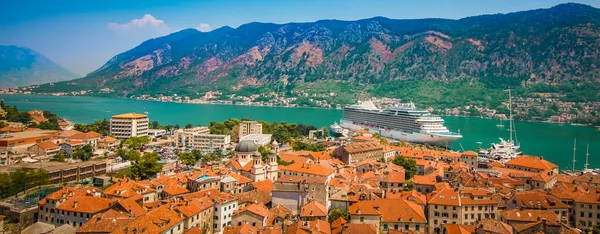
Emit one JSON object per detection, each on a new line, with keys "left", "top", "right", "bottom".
{"left": 175, "top": 127, "right": 210, "bottom": 147}
{"left": 147, "top": 128, "right": 167, "bottom": 139}
{"left": 193, "top": 134, "right": 231, "bottom": 153}
{"left": 212, "top": 193, "right": 238, "bottom": 234}
{"left": 109, "top": 113, "right": 149, "bottom": 139}
{"left": 238, "top": 121, "right": 262, "bottom": 139}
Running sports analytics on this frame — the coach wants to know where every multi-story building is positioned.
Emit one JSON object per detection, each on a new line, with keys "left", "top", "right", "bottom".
{"left": 272, "top": 175, "right": 329, "bottom": 214}
{"left": 336, "top": 142, "right": 384, "bottom": 164}
{"left": 27, "top": 141, "right": 60, "bottom": 158}
{"left": 238, "top": 121, "right": 262, "bottom": 139}
{"left": 349, "top": 198, "right": 427, "bottom": 233}
{"left": 572, "top": 190, "right": 600, "bottom": 230}
{"left": 505, "top": 155, "right": 559, "bottom": 173}
{"left": 193, "top": 134, "right": 231, "bottom": 153}
{"left": 232, "top": 203, "right": 269, "bottom": 227}
{"left": 174, "top": 196, "right": 215, "bottom": 233}
{"left": 0, "top": 129, "right": 58, "bottom": 165}
{"left": 507, "top": 190, "right": 569, "bottom": 223}
{"left": 211, "top": 192, "right": 238, "bottom": 234}
{"left": 426, "top": 188, "right": 499, "bottom": 233}
{"left": 175, "top": 126, "right": 210, "bottom": 147}
{"left": 0, "top": 161, "right": 106, "bottom": 184}
{"left": 37, "top": 186, "right": 110, "bottom": 228}
{"left": 109, "top": 112, "right": 149, "bottom": 139}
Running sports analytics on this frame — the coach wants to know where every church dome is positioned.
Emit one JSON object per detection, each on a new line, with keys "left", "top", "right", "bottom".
{"left": 253, "top": 152, "right": 262, "bottom": 157}
{"left": 236, "top": 140, "right": 257, "bottom": 152}
{"left": 269, "top": 150, "right": 277, "bottom": 155}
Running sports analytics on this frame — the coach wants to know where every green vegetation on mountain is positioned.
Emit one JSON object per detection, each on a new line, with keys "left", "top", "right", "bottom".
{"left": 0, "top": 46, "right": 78, "bottom": 88}
{"left": 29, "top": 4, "right": 600, "bottom": 114}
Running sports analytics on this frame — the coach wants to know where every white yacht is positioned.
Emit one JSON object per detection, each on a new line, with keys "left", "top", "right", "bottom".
{"left": 479, "top": 89, "right": 521, "bottom": 162}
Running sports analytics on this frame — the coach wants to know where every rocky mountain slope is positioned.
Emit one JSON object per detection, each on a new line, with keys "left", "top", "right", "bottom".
{"left": 33, "top": 3, "right": 600, "bottom": 98}
{"left": 0, "top": 46, "right": 78, "bottom": 88}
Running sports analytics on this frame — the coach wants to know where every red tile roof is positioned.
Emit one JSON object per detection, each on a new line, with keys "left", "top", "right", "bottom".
{"left": 348, "top": 198, "right": 426, "bottom": 223}
{"left": 300, "top": 200, "right": 327, "bottom": 218}
{"left": 112, "top": 205, "right": 183, "bottom": 234}
{"left": 505, "top": 156, "right": 558, "bottom": 171}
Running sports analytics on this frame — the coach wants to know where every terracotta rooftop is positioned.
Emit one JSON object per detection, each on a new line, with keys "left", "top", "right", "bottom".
{"left": 505, "top": 155, "right": 558, "bottom": 171}
{"left": 112, "top": 112, "right": 148, "bottom": 119}
{"left": 343, "top": 223, "right": 378, "bottom": 234}
{"left": 279, "top": 163, "right": 335, "bottom": 177}
{"left": 500, "top": 209, "right": 558, "bottom": 223}
{"left": 35, "top": 141, "right": 59, "bottom": 149}
{"left": 348, "top": 198, "right": 426, "bottom": 223}
{"left": 235, "top": 203, "right": 269, "bottom": 217}
{"left": 513, "top": 190, "right": 569, "bottom": 209}
{"left": 76, "top": 209, "right": 135, "bottom": 233}
{"left": 340, "top": 142, "right": 384, "bottom": 154}
{"left": 300, "top": 200, "right": 327, "bottom": 218}
{"left": 57, "top": 195, "right": 112, "bottom": 214}
{"left": 445, "top": 224, "right": 475, "bottom": 234}
{"left": 476, "top": 219, "right": 513, "bottom": 234}
{"left": 427, "top": 188, "right": 461, "bottom": 206}
{"left": 112, "top": 205, "right": 183, "bottom": 234}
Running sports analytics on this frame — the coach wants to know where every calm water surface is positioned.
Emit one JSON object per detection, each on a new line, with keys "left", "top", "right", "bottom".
{"left": 2, "top": 94, "right": 599, "bottom": 169}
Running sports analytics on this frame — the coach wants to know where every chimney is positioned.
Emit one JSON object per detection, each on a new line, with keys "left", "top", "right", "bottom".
{"left": 73, "top": 201, "right": 78, "bottom": 208}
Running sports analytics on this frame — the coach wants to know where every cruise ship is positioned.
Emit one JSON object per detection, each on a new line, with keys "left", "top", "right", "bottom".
{"left": 339, "top": 101, "right": 462, "bottom": 147}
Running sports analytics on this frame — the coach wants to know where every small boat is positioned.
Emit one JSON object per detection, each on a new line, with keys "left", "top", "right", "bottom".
{"left": 330, "top": 122, "right": 343, "bottom": 134}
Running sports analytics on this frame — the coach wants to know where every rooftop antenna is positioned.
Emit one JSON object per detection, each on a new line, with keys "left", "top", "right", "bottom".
{"left": 572, "top": 138, "right": 577, "bottom": 172}
{"left": 584, "top": 144, "right": 590, "bottom": 171}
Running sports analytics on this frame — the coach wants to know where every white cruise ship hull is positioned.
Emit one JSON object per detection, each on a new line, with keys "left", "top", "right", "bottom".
{"left": 340, "top": 120, "right": 461, "bottom": 147}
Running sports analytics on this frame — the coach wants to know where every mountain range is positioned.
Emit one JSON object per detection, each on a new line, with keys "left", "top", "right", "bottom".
{"left": 0, "top": 46, "right": 78, "bottom": 89}
{"left": 30, "top": 3, "right": 600, "bottom": 103}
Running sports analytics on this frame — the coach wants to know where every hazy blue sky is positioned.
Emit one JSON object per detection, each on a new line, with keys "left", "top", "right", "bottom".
{"left": 1, "top": 0, "right": 598, "bottom": 76}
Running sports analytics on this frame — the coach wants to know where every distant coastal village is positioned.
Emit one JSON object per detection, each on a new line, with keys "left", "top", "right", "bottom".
{"left": 0, "top": 100, "right": 599, "bottom": 234}
{"left": 2, "top": 86, "right": 600, "bottom": 127}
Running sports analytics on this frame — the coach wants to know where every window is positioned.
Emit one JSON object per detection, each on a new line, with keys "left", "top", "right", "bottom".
{"left": 405, "top": 225, "right": 409, "bottom": 230}
{"left": 360, "top": 217, "right": 364, "bottom": 222}
{"left": 383, "top": 224, "right": 388, "bottom": 230}
{"left": 416, "top": 225, "right": 420, "bottom": 231}
{"left": 394, "top": 225, "right": 398, "bottom": 230}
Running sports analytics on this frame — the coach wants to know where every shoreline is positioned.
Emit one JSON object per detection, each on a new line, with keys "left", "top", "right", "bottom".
{"left": 1, "top": 93, "right": 598, "bottom": 129}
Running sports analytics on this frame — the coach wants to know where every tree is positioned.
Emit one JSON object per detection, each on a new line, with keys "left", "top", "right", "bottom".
{"left": 593, "top": 225, "right": 600, "bottom": 234}
{"left": 258, "top": 145, "right": 270, "bottom": 162}
{"left": 52, "top": 150, "right": 67, "bottom": 162}
{"left": 191, "top": 149, "right": 203, "bottom": 161}
{"left": 0, "top": 168, "right": 49, "bottom": 199}
{"left": 184, "top": 123, "right": 194, "bottom": 129}
{"left": 327, "top": 209, "right": 350, "bottom": 223}
{"left": 129, "top": 152, "right": 163, "bottom": 180}
{"left": 150, "top": 121, "right": 160, "bottom": 129}
{"left": 115, "top": 148, "right": 127, "bottom": 159}
{"left": 291, "top": 141, "right": 326, "bottom": 151}
{"left": 321, "top": 127, "right": 329, "bottom": 138}
{"left": 178, "top": 152, "right": 196, "bottom": 166}
{"left": 124, "top": 150, "right": 141, "bottom": 162}
{"left": 392, "top": 156, "right": 418, "bottom": 179}
{"left": 174, "top": 124, "right": 180, "bottom": 129}
{"left": 123, "top": 136, "right": 150, "bottom": 150}
{"left": 72, "top": 144, "right": 93, "bottom": 161}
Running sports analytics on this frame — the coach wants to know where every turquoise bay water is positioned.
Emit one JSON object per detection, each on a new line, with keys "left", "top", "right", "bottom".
{"left": 2, "top": 94, "right": 599, "bottom": 169}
